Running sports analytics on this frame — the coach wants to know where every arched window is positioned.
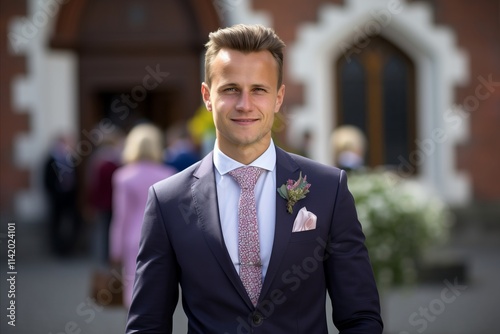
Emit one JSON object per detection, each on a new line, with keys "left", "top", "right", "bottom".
{"left": 336, "top": 36, "right": 417, "bottom": 172}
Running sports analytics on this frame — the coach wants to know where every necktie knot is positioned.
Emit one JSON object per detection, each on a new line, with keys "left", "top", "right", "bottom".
{"left": 228, "top": 166, "right": 263, "bottom": 190}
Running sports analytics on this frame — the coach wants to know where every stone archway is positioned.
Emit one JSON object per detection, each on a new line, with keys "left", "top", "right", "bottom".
{"left": 288, "top": 0, "right": 470, "bottom": 204}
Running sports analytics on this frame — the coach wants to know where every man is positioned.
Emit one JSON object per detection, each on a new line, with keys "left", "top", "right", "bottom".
{"left": 126, "top": 24, "right": 383, "bottom": 333}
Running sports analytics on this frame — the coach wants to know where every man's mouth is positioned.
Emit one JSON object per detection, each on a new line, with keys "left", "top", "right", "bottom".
{"left": 232, "top": 118, "right": 258, "bottom": 125}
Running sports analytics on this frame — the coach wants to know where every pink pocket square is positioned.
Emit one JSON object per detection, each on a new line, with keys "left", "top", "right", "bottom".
{"left": 292, "top": 207, "right": 317, "bottom": 232}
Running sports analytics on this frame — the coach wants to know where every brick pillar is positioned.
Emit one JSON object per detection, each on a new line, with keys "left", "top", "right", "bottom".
{"left": 0, "top": 0, "right": 30, "bottom": 215}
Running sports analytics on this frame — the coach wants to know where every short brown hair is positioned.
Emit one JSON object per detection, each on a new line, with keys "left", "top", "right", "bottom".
{"left": 204, "top": 24, "right": 285, "bottom": 88}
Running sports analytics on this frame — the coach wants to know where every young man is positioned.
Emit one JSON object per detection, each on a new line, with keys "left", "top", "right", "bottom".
{"left": 126, "top": 24, "right": 383, "bottom": 333}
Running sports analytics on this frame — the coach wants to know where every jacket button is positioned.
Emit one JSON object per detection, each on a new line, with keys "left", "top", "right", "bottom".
{"left": 251, "top": 312, "right": 264, "bottom": 326}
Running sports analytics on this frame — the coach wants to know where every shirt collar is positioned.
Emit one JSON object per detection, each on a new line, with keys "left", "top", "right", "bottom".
{"left": 213, "top": 139, "right": 276, "bottom": 176}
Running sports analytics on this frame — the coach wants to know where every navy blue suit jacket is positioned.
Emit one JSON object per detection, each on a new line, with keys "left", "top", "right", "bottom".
{"left": 126, "top": 147, "right": 383, "bottom": 333}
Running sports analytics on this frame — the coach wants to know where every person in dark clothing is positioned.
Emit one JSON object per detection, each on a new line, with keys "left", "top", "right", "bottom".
{"left": 43, "top": 135, "right": 82, "bottom": 256}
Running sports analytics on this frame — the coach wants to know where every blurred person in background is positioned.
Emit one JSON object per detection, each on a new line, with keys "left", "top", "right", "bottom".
{"left": 108, "top": 123, "right": 176, "bottom": 308}
{"left": 163, "top": 121, "right": 200, "bottom": 172}
{"left": 86, "top": 127, "right": 124, "bottom": 264}
{"left": 43, "top": 134, "right": 82, "bottom": 256}
{"left": 330, "top": 125, "right": 367, "bottom": 172}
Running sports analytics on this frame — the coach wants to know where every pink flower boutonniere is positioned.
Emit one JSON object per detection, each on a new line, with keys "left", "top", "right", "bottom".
{"left": 277, "top": 172, "right": 311, "bottom": 214}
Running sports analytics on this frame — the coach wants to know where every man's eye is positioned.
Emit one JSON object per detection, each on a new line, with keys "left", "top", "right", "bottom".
{"left": 224, "top": 87, "right": 238, "bottom": 92}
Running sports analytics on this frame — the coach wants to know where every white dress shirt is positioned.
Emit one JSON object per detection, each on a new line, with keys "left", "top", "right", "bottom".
{"left": 213, "top": 140, "right": 276, "bottom": 280}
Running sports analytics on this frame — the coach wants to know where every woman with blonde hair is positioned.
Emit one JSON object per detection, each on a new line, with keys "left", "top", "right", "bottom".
{"left": 331, "top": 125, "right": 367, "bottom": 171}
{"left": 109, "top": 123, "right": 176, "bottom": 308}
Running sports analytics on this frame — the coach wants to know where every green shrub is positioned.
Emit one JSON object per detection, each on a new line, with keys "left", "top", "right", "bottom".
{"left": 347, "top": 170, "right": 452, "bottom": 287}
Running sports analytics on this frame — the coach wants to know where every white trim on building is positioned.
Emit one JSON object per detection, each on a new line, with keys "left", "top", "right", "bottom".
{"left": 10, "top": 0, "right": 78, "bottom": 222}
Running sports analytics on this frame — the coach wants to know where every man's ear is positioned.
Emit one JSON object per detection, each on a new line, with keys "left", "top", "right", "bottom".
{"left": 201, "top": 83, "right": 212, "bottom": 111}
{"left": 274, "top": 84, "right": 286, "bottom": 113}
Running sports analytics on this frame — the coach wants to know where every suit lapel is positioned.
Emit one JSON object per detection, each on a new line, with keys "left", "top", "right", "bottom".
{"left": 260, "top": 147, "right": 300, "bottom": 300}
{"left": 191, "top": 153, "right": 252, "bottom": 307}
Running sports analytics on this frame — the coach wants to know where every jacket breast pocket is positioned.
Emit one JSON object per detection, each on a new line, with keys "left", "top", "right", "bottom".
{"left": 289, "top": 229, "right": 319, "bottom": 243}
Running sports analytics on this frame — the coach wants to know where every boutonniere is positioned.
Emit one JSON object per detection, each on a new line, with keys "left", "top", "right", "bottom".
{"left": 277, "top": 172, "right": 311, "bottom": 214}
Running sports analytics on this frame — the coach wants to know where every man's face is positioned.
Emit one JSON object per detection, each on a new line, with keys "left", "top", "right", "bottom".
{"left": 201, "top": 48, "right": 285, "bottom": 159}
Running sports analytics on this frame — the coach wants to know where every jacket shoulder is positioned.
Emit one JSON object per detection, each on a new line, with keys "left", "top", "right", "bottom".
{"left": 150, "top": 160, "right": 202, "bottom": 198}
{"left": 285, "top": 151, "right": 343, "bottom": 179}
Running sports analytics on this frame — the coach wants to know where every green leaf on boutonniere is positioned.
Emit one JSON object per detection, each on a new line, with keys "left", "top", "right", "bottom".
{"left": 277, "top": 172, "right": 311, "bottom": 214}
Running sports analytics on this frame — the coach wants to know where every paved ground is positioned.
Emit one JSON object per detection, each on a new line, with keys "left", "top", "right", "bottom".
{"left": 0, "top": 219, "right": 498, "bottom": 334}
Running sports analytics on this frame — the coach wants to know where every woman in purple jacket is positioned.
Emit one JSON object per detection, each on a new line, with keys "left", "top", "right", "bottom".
{"left": 109, "top": 123, "right": 176, "bottom": 308}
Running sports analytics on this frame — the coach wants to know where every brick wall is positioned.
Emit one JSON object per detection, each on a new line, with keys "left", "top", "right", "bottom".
{"left": 433, "top": 0, "right": 500, "bottom": 200}
{"left": 0, "top": 0, "right": 30, "bottom": 215}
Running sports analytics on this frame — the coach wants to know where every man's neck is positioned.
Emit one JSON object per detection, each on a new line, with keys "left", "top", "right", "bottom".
{"left": 217, "top": 139, "right": 272, "bottom": 165}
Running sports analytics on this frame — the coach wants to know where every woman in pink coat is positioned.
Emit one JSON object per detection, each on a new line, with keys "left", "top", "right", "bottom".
{"left": 109, "top": 123, "right": 177, "bottom": 308}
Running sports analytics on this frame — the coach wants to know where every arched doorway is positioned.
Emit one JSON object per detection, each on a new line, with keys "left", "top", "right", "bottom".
{"left": 336, "top": 36, "right": 417, "bottom": 171}
{"left": 50, "top": 0, "right": 220, "bottom": 209}
{"left": 51, "top": 0, "right": 220, "bottom": 134}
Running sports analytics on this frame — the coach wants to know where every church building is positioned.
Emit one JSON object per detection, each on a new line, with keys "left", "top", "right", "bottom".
{"left": 1, "top": 0, "right": 499, "bottom": 223}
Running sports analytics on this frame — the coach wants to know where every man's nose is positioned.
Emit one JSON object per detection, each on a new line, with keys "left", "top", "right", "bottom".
{"left": 236, "top": 91, "right": 252, "bottom": 112}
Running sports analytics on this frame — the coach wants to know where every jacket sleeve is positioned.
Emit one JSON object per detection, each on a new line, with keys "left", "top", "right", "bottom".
{"left": 326, "top": 170, "right": 384, "bottom": 333}
{"left": 126, "top": 186, "right": 179, "bottom": 334}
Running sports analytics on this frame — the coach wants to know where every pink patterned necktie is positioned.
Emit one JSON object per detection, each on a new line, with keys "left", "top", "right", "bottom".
{"left": 228, "top": 166, "right": 264, "bottom": 306}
